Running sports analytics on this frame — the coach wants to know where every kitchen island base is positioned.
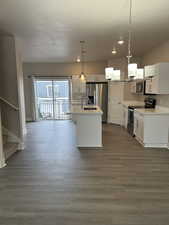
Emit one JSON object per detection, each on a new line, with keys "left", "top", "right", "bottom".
{"left": 71, "top": 106, "right": 103, "bottom": 148}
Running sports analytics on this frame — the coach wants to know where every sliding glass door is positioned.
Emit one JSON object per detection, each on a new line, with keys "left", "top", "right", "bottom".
{"left": 35, "top": 78, "right": 70, "bottom": 120}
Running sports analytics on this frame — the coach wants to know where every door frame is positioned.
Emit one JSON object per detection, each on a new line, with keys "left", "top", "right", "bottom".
{"left": 33, "top": 76, "right": 71, "bottom": 121}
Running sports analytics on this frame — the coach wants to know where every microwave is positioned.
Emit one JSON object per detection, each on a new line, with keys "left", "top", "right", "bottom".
{"left": 136, "top": 81, "right": 144, "bottom": 94}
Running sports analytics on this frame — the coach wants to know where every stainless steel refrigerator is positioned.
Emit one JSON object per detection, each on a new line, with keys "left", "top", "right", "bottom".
{"left": 86, "top": 82, "right": 108, "bottom": 122}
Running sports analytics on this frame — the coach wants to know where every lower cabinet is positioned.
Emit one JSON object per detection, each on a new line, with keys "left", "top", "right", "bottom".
{"left": 134, "top": 111, "right": 169, "bottom": 148}
{"left": 134, "top": 112, "right": 144, "bottom": 143}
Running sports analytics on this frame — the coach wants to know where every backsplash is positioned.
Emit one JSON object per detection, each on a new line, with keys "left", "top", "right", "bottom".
{"left": 156, "top": 95, "right": 169, "bottom": 108}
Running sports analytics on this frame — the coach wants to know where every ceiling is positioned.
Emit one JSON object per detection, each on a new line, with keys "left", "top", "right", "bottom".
{"left": 0, "top": 0, "right": 169, "bottom": 63}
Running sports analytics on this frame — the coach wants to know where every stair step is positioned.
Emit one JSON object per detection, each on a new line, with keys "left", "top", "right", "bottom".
{"left": 3, "top": 142, "right": 18, "bottom": 160}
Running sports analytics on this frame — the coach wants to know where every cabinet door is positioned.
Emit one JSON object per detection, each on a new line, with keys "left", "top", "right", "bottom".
{"left": 138, "top": 116, "right": 144, "bottom": 141}
{"left": 144, "top": 66, "right": 150, "bottom": 78}
{"left": 134, "top": 113, "right": 144, "bottom": 141}
{"left": 151, "top": 76, "right": 158, "bottom": 93}
{"left": 130, "top": 82, "right": 136, "bottom": 93}
{"left": 145, "top": 77, "right": 159, "bottom": 94}
{"left": 134, "top": 116, "right": 139, "bottom": 136}
{"left": 145, "top": 79, "right": 153, "bottom": 94}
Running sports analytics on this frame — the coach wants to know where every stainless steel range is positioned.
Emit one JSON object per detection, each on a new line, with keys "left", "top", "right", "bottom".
{"left": 127, "top": 97, "right": 156, "bottom": 136}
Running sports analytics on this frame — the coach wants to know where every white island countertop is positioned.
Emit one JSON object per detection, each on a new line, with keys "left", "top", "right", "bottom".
{"left": 70, "top": 105, "right": 103, "bottom": 115}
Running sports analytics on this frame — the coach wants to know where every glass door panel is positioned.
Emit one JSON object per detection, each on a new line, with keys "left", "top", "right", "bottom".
{"left": 35, "top": 80, "right": 54, "bottom": 120}
{"left": 35, "top": 79, "right": 70, "bottom": 120}
{"left": 53, "top": 80, "right": 70, "bottom": 120}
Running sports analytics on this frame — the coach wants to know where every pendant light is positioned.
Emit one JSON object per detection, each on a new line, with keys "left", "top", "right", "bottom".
{"left": 112, "top": 46, "right": 117, "bottom": 55}
{"left": 126, "top": 0, "right": 138, "bottom": 79}
{"left": 79, "top": 41, "right": 86, "bottom": 81}
{"left": 76, "top": 56, "right": 81, "bottom": 62}
{"left": 118, "top": 36, "right": 124, "bottom": 45}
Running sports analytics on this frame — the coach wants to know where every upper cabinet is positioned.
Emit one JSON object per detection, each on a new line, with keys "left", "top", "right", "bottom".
{"left": 144, "top": 63, "right": 169, "bottom": 94}
{"left": 130, "top": 81, "right": 136, "bottom": 93}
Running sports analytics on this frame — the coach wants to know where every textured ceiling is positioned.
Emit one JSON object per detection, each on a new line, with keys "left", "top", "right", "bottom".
{"left": 0, "top": 0, "right": 169, "bottom": 62}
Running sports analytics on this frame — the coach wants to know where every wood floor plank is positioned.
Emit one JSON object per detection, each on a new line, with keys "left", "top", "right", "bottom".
{"left": 0, "top": 120, "right": 169, "bottom": 225}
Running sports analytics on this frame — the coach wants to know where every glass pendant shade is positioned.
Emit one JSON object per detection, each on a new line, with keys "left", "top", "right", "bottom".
{"left": 79, "top": 72, "right": 85, "bottom": 81}
{"left": 105, "top": 67, "right": 114, "bottom": 80}
{"left": 136, "top": 68, "right": 144, "bottom": 79}
{"left": 128, "top": 63, "right": 137, "bottom": 78}
{"left": 111, "top": 70, "right": 121, "bottom": 81}
{"left": 112, "top": 48, "right": 117, "bottom": 54}
{"left": 118, "top": 37, "right": 124, "bottom": 45}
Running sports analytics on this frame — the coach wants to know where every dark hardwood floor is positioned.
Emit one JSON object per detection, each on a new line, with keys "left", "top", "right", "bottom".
{"left": 1, "top": 120, "right": 169, "bottom": 225}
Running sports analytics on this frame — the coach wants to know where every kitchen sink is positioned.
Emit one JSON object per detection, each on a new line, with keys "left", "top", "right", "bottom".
{"left": 83, "top": 107, "right": 97, "bottom": 110}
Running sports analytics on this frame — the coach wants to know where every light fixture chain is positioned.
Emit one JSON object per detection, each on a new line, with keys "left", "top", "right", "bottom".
{"left": 127, "top": 0, "right": 133, "bottom": 64}
{"left": 80, "top": 41, "right": 85, "bottom": 74}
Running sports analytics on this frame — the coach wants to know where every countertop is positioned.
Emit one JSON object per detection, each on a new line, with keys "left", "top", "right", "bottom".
{"left": 70, "top": 105, "right": 103, "bottom": 115}
{"left": 135, "top": 106, "right": 169, "bottom": 115}
{"left": 122, "top": 101, "right": 145, "bottom": 107}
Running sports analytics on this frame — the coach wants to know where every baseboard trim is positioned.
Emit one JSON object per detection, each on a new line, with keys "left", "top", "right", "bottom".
{"left": 135, "top": 137, "right": 169, "bottom": 149}
{"left": 26, "top": 117, "right": 34, "bottom": 122}
{"left": 144, "top": 143, "right": 169, "bottom": 149}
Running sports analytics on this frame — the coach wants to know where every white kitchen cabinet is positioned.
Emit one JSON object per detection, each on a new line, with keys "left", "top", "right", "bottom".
{"left": 145, "top": 73, "right": 169, "bottom": 94}
{"left": 144, "top": 63, "right": 169, "bottom": 78}
{"left": 144, "top": 63, "right": 169, "bottom": 94}
{"left": 145, "top": 77, "right": 158, "bottom": 94}
{"left": 134, "top": 112, "right": 144, "bottom": 142}
{"left": 134, "top": 109, "right": 169, "bottom": 148}
{"left": 145, "top": 63, "right": 169, "bottom": 94}
{"left": 130, "top": 81, "right": 136, "bottom": 93}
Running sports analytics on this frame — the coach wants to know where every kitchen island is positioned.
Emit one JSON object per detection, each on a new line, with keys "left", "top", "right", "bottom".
{"left": 70, "top": 105, "right": 103, "bottom": 148}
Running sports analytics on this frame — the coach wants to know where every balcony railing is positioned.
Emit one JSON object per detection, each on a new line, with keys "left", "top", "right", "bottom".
{"left": 38, "top": 98, "right": 70, "bottom": 120}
